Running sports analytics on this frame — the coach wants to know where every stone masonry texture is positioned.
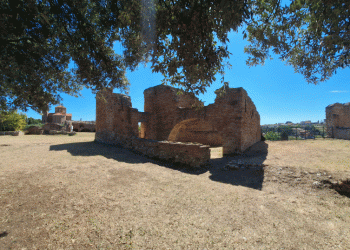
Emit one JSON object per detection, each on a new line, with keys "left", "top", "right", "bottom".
{"left": 95, "top": 85, "right": 261, "bottom": 167}
{"left": 326, "top": 102, "right": 350, "bottom": 139}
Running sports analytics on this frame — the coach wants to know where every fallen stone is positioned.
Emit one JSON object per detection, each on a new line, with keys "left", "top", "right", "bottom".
{"left": 312, "top": 181, "right": 322, "bottom": 187}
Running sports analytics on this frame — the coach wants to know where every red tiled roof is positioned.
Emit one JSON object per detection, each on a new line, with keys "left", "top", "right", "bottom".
{"left": 53, "top": 113, "right": 64, "bottom": 116}
{"left": 66, "top": 114, "right": 72, "bottom": 116}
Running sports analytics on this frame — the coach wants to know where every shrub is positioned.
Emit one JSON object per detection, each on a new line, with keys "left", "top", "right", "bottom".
{"left": 24, "top": 123, "right": 43, "bottom": 130}
{"left": 265, "top": 131, "right": 280, "bottom": 141}
{"left": 280, "top": 130, "right": 289, "bottom": 140}
{"left": 0, "top": 110, "right": 27, "bottom": 131}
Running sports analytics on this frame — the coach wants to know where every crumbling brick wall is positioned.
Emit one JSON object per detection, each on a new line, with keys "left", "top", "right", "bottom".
{"left": 169, "top": 119, "right": 223, "bottom": 146}
{"left": 326, "top": 102, "right": 350, "bottom": 139}
{"left": 240, "top": 94, "right": 261, "bottom": 151}
{"left": 96, "top": 89, "right": 139, "bottom": 145}
{"left": 42, "top": 123, "right": 65, "bottom": 134}
{"left": 143, "top": 85, "right": 261, "bottom": 154}
{"left": 95, "top": 85, "right": 261, "bottom": 166}
{"left": 70, "top": 121, "right": 96, "bottom": 132}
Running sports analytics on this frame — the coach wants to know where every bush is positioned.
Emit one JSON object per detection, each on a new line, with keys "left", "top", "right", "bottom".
{"left": 0, "top": 110, "right": 27, "bottom": 131}
{"left": 280, "top": 130, "right": 289, "bottom": 140}
{"left": 277, "top": 125, "right": 293, "bottom": 135}
{"left": 24, "top": 124, "right": 43, "bottom": 130}
{"left": 265, "top": 131, "right": 280, "bottom": 141}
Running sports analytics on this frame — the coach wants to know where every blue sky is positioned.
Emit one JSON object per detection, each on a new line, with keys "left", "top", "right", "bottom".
{"left": 25, "top": 30, "right": 350, "bottom": 125}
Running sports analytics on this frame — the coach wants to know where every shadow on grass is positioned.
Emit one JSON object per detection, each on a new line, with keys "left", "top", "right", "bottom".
{"left": 50, "top": 141, "right": 268, "bottom": 190}
{"left": 50, "top": 142, "right": 153, "bottom": 164}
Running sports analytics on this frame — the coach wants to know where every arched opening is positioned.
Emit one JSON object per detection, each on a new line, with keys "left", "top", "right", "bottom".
{"left": 168, "top": 119, "right": 223, "bottom": 147}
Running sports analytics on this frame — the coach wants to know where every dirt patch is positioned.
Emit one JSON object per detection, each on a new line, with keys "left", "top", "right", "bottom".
{"left": 0, "top": 134, "right": 349, "bottom": 249}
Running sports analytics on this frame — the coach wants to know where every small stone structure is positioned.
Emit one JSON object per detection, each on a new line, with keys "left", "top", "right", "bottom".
{"left": 42, "top": 123, "right": 65, "bottom": 134}
{"left": 326, "top": 102, "right": 350, "bottom": 139}
{"left": 42, "top": 105, "right": 72, "bottom": 124}
{"left": 70, "top": 121, "right": 96, "bottom": 132}
{"left": 95, "top": 85, "right": 261, "bottom": 167}
{"left": 26, "top": 126, "right": 44, "bottom": 135}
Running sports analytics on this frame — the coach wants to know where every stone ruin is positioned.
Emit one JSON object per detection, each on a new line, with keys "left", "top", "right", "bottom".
{"left": 326, "top": 102, "right": 350, "bottom": 139}
{"left": 95, "top": 85, "right": 261, "bottom": 167}
{"left": 71, "top": 121, "right": 96, "bottom": 132}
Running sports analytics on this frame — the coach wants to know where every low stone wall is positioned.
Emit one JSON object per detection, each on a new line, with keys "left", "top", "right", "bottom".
{"left": 334, "top": 127, "right": 350, "bottom": 140}
{"left": 0, "top": 131, "right": 24, "bottom": 136}
{"left": 27, "top": 126, "right": 44, "bottom": 135}
{"left": 95, "top": 131, "right": 210, "bottom": 167}
{"left": 69, "top": 121, "right": 96, "bottom": 132}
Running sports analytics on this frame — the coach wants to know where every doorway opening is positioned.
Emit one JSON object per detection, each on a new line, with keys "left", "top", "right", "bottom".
{"left": 138, "top": 122, "right": 145, "bottom": 138}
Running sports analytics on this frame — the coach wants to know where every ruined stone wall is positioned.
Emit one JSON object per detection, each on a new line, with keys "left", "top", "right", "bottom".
{"left": 240, "top": 92, "right": 261, "bottom": 152}
{"left": 96, "top": 85, "right": 261, "bottom": 165}
{"left": 27, "top": 126, "right": 44, "bottom": 135}
{"left": 143, "top": 85, "right": 180, "bottom": 140}
{"left": 173, "top": 119, "right": 223, "bottom": 146}
{"left": 131, "top": 138, "right": 210, "bottom": 167}
{"left": 42, "top": 123, "right": 65, "bottom": 134}
{"left": 95, "top": 88, "right": 211, "bottom": 167}
{"left": 71, "top": 121, "right": 96, "bottom": 132}
{"left": 95, "top": 89, "right": 138, "bottom": 145}
{"left": 326, "top": 103, "right": 350, "bottom": 139}
{"left": 177, "top": 91, "right": 203, "bottom": 108}
{"left": 334, "top": 128, "right": 350, "bottom": 140}
{"left": 210, "top": 88, "right": 244, "bottom": 154}
{"left": 143, "top": 86, "right": 260, "bottom": 154}
{"left": 326, "top": 103, "right": 350, "bottom": 128}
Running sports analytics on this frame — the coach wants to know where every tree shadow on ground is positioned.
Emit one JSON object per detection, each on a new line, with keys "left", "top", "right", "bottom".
{"left": 50, "top": 142, "right": 154, "bottom": 165}
{"left": 49, "top": 141, "right": 268, "bottom": 190}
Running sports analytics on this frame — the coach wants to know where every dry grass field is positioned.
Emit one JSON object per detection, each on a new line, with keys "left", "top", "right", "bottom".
{"left": 1, "top": 133, "right": 350, "bottom": 249}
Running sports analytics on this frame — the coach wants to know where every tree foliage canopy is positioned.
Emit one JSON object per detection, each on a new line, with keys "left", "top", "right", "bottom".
{"left": 245, "top": 0, "right": 350, "bottom": 84}
{"left": 1, "top": 0, "right": 349, "bottom": 112}
{"left": 26, "top": 117, "right": 42, "bottom": 125}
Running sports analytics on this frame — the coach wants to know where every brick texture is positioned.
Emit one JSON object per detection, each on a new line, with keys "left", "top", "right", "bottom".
{"left": 96, "top": 85, "right": 261, "bottom": 166}
{"left": 326, "top": 102, "right": 350, "bottom": 139}
{"left": 69, "top": 121, "right": 96, "bottom": 132}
